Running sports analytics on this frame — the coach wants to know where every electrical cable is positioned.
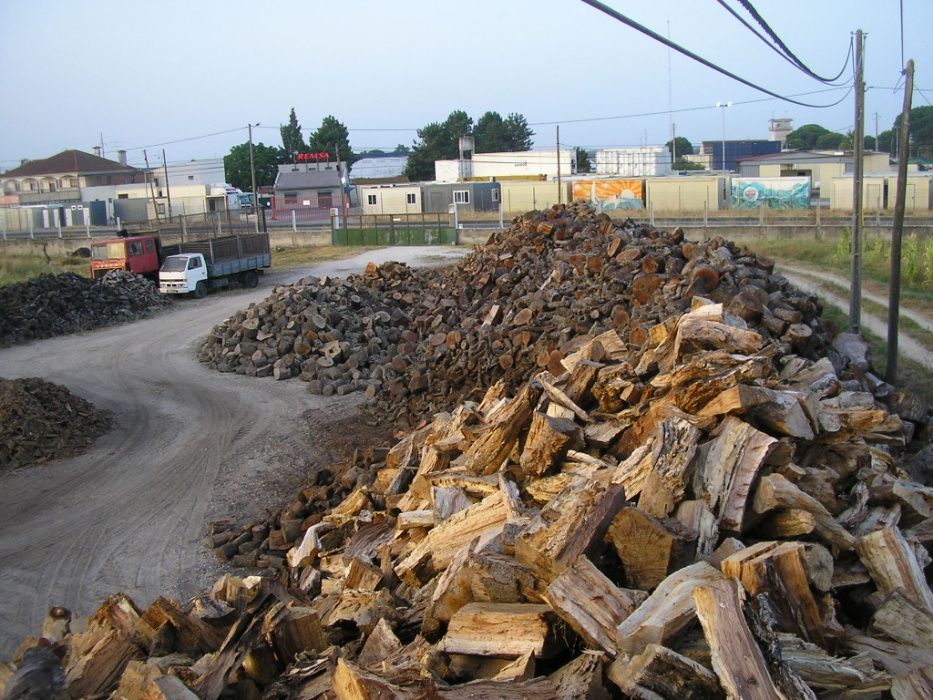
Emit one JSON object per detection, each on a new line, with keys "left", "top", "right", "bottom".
{"left": 579, "top": 0, "right": 854, "bottom": 108}
{"left": 734, "top": 0, "right": 852, "bottom": 83}
{"left": 715, "top": 0, "right": 852, "bottom": 85}
{"left": 122, "top": 126, "right": 247, "bottom": 152}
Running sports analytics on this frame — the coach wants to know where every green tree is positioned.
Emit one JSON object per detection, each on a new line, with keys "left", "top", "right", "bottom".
{"left": 394, "top": 144, "right": 411, "bottom": 155}
{"left": 474, "top": 111, "right": 508, "bottom": 153}
{"left": 877, "top": 129, "right": 894, "bottom": 153}
{"left": 403, "top": 110, "right": 474, "bottom": 181}
{"left": 785, "top": 123, "right": 831, "bottom": 150}
{"left": 864, "top": 135, "right": 877, "bottom": 150}
{"left": 815, "top": 132, "right": 846, "bottom": 150}
{"left": 224, "top": 142, "right": 283, "bottom": 191}
{"left": 280, "top": 107, "right": 307, "bottom": 161}
{"left": 664, "top": 136, "right": 694, "bottom": 162}
{"left": 574, "top": 147, "right": 592, "bottom": 173}
{"left": 503, "top": 113, "right": 534, "bottom": 151}
{"left": 308, "top": 115, "right": 357, "bottom": 170}
{"left": 673, "top": 159, "right": 705, "bottom": 171}
{"left": 894, "top": 105, "right": 933, "bottom": 157}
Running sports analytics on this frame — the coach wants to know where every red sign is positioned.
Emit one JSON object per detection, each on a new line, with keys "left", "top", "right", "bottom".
{"left": 297, "top": 152, "right": 331, "bottom": 161}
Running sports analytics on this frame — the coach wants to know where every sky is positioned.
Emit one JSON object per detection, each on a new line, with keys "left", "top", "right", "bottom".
{"left": 1, "top": 0, "right": 931, "bottom": 171}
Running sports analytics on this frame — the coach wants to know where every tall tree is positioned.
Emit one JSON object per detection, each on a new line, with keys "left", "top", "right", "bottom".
{"left": 815, "top": 131, "right": 845, "bottom": 149}
{"left": 877, "top": 129, "right": 894, "bottom": 153}
{"left": 574, "top": 147, "right": 592, "bottom": 173}
{"left": 403, "top": 110, "right": 474, "bottom": 181}
{"left": 503, "top": 113, "right": 534, "bottom": 151}
{"left": 474, "top": 111, "right": 508, "bottom": 153}
{"left": 280, "top": 107, "right": 306, "bottom": 161}
{"left": 785, "top": 124, "right": 831, "bottom": 150}
{"left": 664, "top": 137, "right": 694, "bottom": 161}
{"left": 308, "top": 115, "right": 357, "bottom": 170}
{"left": 894, "top": 105, "right": 933, "bottom": 156}
{"left": 224, "top": 142, "right": 283, "bottom": 191}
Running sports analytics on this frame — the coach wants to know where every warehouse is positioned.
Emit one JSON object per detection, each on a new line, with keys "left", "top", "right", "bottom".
{"left": 645, "top": 175, "right": 729, "bottom": 212}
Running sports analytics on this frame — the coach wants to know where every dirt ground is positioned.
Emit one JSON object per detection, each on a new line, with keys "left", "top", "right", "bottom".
{"left": 0, "top": 246, "right": 468, "bottom": 657}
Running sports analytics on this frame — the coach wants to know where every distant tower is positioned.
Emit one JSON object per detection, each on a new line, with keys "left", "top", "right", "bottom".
{"left": 769, "top": 118, "right": 793, "bottom": 148}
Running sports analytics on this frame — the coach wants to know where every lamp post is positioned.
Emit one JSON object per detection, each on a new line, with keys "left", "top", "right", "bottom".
{"left": 715, "top": 102, "right": 732, "bottom": 171}
{"left": 248, "top": 122, "right": 260, "bottom": 233}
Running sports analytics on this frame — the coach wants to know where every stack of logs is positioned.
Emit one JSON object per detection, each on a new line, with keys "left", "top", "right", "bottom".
{"left": 198, "top": 203, "right": 855, "bottom": 429}
{"left": 0, "top": 376, "right": 113, "bottom": 470}
{"left": 5, "top": 297, "right": 931, "bottom": 699}
{"left": 0, "top": 270, "right": 172, "bottom": 347}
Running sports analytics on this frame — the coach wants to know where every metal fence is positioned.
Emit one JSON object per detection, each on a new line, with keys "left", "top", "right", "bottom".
{"left": 331, "top": 213, "right": 456, "bottom": 246}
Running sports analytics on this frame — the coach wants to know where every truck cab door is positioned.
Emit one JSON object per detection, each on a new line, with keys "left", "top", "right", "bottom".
{"left": 187, "top": 255, "right": 208, "bottom": 287}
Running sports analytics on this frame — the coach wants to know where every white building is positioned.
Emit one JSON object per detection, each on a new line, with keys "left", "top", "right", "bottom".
{"left": 161, "top": 158, "right": 226, "bottom": 187}
{"left": 595, "top": 146, "right": 672, "bottom": 177}
{"left": 435, "top": 149, "right": 575, "bottom": 183}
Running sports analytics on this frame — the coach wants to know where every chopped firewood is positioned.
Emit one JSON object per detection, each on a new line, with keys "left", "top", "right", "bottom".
{"left": 461, "top": 385, "right": 539, "bottom": 475}
{"left": 519, "top": 412, "right": 581, "bottom": 477}
{"left": 855, "top": 527, "right": 933, "bottom": 612}
{"left": 608, "top": 643, "right": 723, "bottom": 699}
{"left": 439, "top": 603, "right": 565, "bottom": 659}
{"left": 543, "top": 556, "right": 645, "bottom": 655}
{"left": 693, "top": 577, "right": 782, "bottom": 700}
{"left": 357, "top": 618, "right": 402, "bottom": 669}
{"left": 605, "top": 507, "right": 696, "bottom": 589}
{"left": 615, "top": 562, "right": 723, "bottom": 656}
{"left": 869, "top": 591, "right": 933, "bottom": 649}
{"left": 432, "top": 486, "right": 473, "bottom": 521}
{"left": 397, "top": 510, "right": 435, "bottom": 530}
{"left": 890, "top": 667, "right": 933, "bottom": 700}
{"left": 548, "top": 651, "right": 611, "bottom": 699}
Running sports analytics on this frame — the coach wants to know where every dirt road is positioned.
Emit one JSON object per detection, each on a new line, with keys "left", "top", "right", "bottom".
{"left": 0, "top": 246, "right": 468, "bottom": 657}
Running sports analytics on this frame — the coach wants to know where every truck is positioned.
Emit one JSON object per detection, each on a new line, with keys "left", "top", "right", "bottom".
{"left": 89, "top": 230, "right": 271, "bottom": 298}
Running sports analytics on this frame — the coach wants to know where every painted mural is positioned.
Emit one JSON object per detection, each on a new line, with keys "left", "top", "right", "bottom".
{"left": 572, "top": 179, "right": 644, "bottom": 210}
{"left": 731, "top": 177, "right": 811, "bottom": 209}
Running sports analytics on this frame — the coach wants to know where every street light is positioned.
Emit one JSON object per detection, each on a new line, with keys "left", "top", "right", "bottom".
{"left": 715, "top": 102, "right": 732, "bottom": 171}
{"left": 248, "top": 122, "right": 260, "bottom": 233}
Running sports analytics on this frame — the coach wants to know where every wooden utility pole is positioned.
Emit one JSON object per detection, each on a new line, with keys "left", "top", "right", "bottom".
{"left": 849, "top": 29, "right": 865, "bottom": 333}
{"left": 556, "top": 125, "right": 562, "bottom": 205}
{"left": 886, "top": 59, "right": 914, "bottom": 384}
{"left": 335, "top": 142, "right": 348, "bottom": 230}
{"left": 143, "top": 149, "right": 161, "bottom": 225}
{"left": 248, "top": 123, "right": 259, "bottom": 234}
{"left": 162, "top": 149, "right": 172, "bottom": 221}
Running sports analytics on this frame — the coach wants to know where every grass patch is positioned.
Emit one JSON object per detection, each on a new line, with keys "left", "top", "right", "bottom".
{"left": 271, "top": 245, "right": 383, "bottom": 270}
{"left": 0, "top": 253, "right": 90, "bottom": 287}
{"left": 819, "top": 303, "right": 933, "bottom": 404}
{"left": 746, "top": 233, "right": 933, "bottom": 301}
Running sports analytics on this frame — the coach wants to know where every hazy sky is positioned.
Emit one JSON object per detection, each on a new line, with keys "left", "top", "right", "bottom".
{"left": 1, "top": 0, "right": 930, "bottom": 170}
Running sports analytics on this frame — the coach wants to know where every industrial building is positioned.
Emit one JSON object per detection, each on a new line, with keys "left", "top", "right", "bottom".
{"left": 736, "top": 150, "right": 891, "bottom": 198}
{"left": 435, "top": 149, "right": 574, "bottom": 183}
{"left": 829, "top": 174, "right": 932, "bottom": 211}
{"left": 701, "top": 139, "right": 781, "bottom": 172}
{"left": 421, "top": 182, "right": 499, "bottom": 214}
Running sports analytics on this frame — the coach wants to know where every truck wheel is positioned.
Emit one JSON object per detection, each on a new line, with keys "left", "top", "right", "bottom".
{"left": 244, "top": 270, "right": 259, "bottom": 288}
{"left": 194, "top": 281, "right": 207, "bottom": 299}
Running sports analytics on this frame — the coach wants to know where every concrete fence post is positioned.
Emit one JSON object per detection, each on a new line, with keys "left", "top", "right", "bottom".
{"left": 57, "top": 214, "right": 63, "bottom": 238}
{"left": 704, "top": 200, "right": 709, "bottom": 228}
{"left": 181, "top": 216, "right": 187, "bottom": 240}
{"left": 758, "top": 203, "right": 764, "bottom": 227}
{"left": 29, "top": 215, "right": 35, "bottom": 239}
{"left": 291, "top": 210, "right": 297, "bottom": 233}
{"left": 116, "top": 216, "right": 122, "bottom": 231}
{"left": 816, "top": 200, "right": 822, "bottom": 238}
{"left": 84, "top": 209, "right": 91, "bottom": 238}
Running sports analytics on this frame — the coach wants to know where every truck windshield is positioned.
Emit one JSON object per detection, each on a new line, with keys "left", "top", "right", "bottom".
{"left": 91, "top": 242, "right": 126, "bottom": 260}
{"left": 160, "top": 257, "right": 189, "bottom": 272}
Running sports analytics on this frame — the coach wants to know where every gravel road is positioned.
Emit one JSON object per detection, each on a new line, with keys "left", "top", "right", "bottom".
{"left": 0, "top": 246, "right": 468, "bottom": 657}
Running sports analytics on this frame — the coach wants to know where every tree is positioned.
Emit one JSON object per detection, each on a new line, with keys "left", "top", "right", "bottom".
{"left": 664, "top": 137, "right": 694, "bottom": 162}
{"left": 224, "top": 142, "right": 283, "bottom": 191}
{"left": 785, "top": 124, "right": 831, "bottom": 150}
{"left": 280, "top": 107, "right": 307, "bottom": 161}
{"left": 575, "top": 147, "right": 592, "bottom": 173}
{"left": 394, "top": 144, "right": 411, "bottom": 155}
{"left": 877, "top": 129, "right": 894, "bottom": 153}
{"left": 815, "top": 131, "right": 845, "bottom": 150}
{"left": 673, "top": 159, "right": 705, "bottom": 171}
{"left": 503, "top": 113, "right": 534, "bottom": 151}
{"left": 864, "top": 135, "right": 876, "bottom": 151}
{"left": 308, "top": 115, "right": 357, "bottom": 170}
{"left": 403, "top": 110, "right": 474, "bottom": 181}
{"left": 894, "top": 105, "right": 933, "bottom": 157}
{"left": 474, "top": 111, "right": 508, "bottom": 153}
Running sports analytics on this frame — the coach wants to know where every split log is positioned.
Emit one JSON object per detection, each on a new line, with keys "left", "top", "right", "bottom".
{"left": 692, "top": 577, "right": 782, "bottom": 700}
{"left": 608, "top": 643, "right": 723, "bottom": 700}
{"left": 869, "top": 591, "right": 933, "bottom": 649}
{"left": 519, "top": 412, "right": 581, "bottom": 477}
{"left": 605, "top": 507, "right": 695, "bottom": 590}
{"left": 439, "top": 603, "right": 565, "bottom": 659}
{"left": 855, "top": 527, "right": 933, "bottom": 612}
{"left": 461, "top": 385, "right": 539, "bottom": 475}
{"left": 357, "top": 618, "right": 403, "bottom": 669}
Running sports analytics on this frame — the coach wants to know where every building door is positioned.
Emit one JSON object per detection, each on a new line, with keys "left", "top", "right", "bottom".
{"left": 318, "top": 191, "right": 333, "bottom": 209}
{"left": 90, "top": 200, "right": 107, "bottom": 226}
{"left": 430, "top": 191, "right": 444, "bottom": 213}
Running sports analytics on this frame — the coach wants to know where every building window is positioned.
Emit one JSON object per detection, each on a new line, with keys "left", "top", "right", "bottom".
{"left": 284, "top": 192, "right": 298, "bottom": 206}
{"left": 117, "top": 193, "right": 129, "bottom": 199}
{"left": 491, "top": 189, "right": 499, "bottom": 202}
{"left": 367, "top": 194, "right": 377, "bottom": 205}
{"left": 406, "top": 193, "right": 416, "bottom": 204}
{"left": 156, "top": 203, "right": 166, "bottom": 215}
{"left": 454, "top": 190, "right": 470, "bottom": 204}
{"left": 188, "top": 175, "right": 194, "bottom": 180}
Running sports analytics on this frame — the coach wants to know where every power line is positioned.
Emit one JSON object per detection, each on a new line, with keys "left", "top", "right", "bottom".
{"left": 122, "top": 126, "right": 247, "bottom": 152}
{"left": 733, "top": 0, "right": 851, "bottom": 84}
{"left": 579, "top": 0, "right": 855, "bottom": 108}
{"left": 716, "top": 0, "right": 852, "bottom": 85}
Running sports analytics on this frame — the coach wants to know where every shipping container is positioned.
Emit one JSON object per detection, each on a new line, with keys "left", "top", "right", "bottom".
{"left": 731, "top": 177, "right": 811, "bottom": 209}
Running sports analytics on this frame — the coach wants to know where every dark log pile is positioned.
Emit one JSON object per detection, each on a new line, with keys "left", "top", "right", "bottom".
{"left": 5, "top": 291, "right": 931, "bottom": 697}
{"left": 0, "top": 377, "right": 113, "bottom": 470}
{"left": 0, "top": 270, "right": 171, "bottom": 347}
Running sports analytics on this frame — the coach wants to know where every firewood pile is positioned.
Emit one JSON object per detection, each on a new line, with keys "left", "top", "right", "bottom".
{"left": 198, "top": 203, "right": 846, "bottom": 429}
{"left": 5, "top": 289, "right": 932, "bottom": 698}
{"left": 0, "top": 377, "right": 113, "bottom": 470}
{"left": 0, "top": 270, "right": 171, "bottom": 347}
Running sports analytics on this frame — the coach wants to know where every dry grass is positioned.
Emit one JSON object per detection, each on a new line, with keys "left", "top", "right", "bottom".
{"left": 270, "top": 245, "right": 382, "bottom": 270}
{"left": 0, "top": 253, "right": 90, "bottom": 287}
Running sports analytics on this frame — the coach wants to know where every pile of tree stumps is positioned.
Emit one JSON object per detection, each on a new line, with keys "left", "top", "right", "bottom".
{"left": 0, "top": 270, "right": 171, "bottom": 347}
{"left": 3, "top": 204, "right": 931, "bottom": 698}
{"left": 0, "top": 377, "right": 112, "bottom": 470}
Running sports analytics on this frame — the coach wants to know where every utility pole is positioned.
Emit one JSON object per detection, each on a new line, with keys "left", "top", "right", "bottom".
{"left": 248, "top": 123, "right": 259, "bottom": 234}
{"left": 335, "top": 142, "right": 348, "bottom": 230}
{"left": 556, "top": 125, "right": 562, "bottom": 205}
{"left": 873, "top": 112, "right": 880, "bottom": 150}
{"left": 849, "top": 29, "right": 865, "bottom": 333}
{"left": 143, "top": 149, "right": 161, "bottom": 225}
{"left": 162, "top": 149, "right": 172, "bottom": 221}
{"left": 886, "top": 58, "right": 914, "bottom": 384}
{"left": 671, "top": 123, "right": 677, "bottom": 168}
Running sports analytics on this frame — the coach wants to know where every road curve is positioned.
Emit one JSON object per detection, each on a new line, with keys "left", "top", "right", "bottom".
{"left": 0, "top": 246, "right": 468, "bottom": 657}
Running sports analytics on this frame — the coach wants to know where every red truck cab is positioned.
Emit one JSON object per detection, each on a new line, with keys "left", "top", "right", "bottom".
{"left": 90, "top": 236, "right": 161, "bottom": 279}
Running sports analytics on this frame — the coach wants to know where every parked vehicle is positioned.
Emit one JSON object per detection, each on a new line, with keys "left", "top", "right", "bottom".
{"left": 90, "top": 230, "right": 271, "bottom": 297}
